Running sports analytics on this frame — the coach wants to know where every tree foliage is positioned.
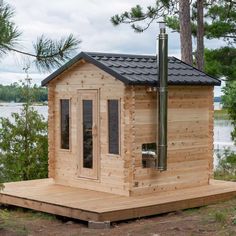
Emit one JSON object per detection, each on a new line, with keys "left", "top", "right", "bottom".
{"left": 111, "top": 0, "right": 236, "bottom": 70}
{"left": 0, "top": 0, "right": 20, "bottom": 56}
{"left": 222, "top": 80, "right": 236, "bottom": 144}
{"left": 205, "top": 0, "right": 236, "bottom": 45}
{"left": 205, "top": 47, "right": 236, "bottom": 81}
{"left": 164, "top": 0, "right": 236, "bottom": 44}
{"left": 0, "top": 83, "right": 47, "bottom": 102}
{"left": 214, "top": 148, "right": 236, "bottom": 181}
{"left": 114, "top": 0, "right": 236, "bottom": 45}
{"left": 33, "top": 34, "right": 78, "bottom": 72}
{"left": 0, "top": 79, "right": 48, "bottom": 182}
{"left": 111, "top": 1, "right": 177, "bottom": 32}
{"left": 111, "top": 0, "right": 194, "bottom": 65}
{"left": 0, "top": 0, "right": 80, "bottom": 71}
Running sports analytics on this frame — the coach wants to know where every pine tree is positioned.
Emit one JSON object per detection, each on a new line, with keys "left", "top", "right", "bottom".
{"left": 205, "top": 47, "right": 236, "bottom": 81}
{"left": 179, "top": 0, "right": 193, "bottom": 65}
{"left": 111, "top": 0, "right": 236, "bottom": 70}
{"left": 0, "top": 0, "right": 80, "bottom": 71}
{"left": 196, "top": 0, "right": 204, "bottom": 70}
{"left": 111, "top": 0, "right": 193, "bottom": 65}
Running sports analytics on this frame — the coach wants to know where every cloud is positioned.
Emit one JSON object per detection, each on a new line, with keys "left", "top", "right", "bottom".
{"left": 0, "top": 72, "right": 45, "bottom": 85}
{"left": 0, "top": 0, "right": 225, "bottom": 86}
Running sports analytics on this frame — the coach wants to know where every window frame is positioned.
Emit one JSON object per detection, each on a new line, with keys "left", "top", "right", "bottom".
{"left": 107, "top": 99, "right": 121, "bottom": 155}
{"left": 59, "top": 98, "right": 71, "bottom": 151}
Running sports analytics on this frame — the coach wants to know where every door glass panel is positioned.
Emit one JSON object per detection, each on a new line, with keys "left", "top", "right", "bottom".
{"left": 83, "top": 100, "right": 93, "bottom": 168}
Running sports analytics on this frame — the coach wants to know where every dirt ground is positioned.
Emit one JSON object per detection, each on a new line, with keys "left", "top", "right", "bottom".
{"left": 1, "top": 198, "right": 236, "bottom": 236}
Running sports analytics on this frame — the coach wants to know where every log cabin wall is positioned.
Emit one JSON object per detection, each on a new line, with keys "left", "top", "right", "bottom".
{"left": 47, "top": 61, "right": 130, "bottom": 196}
{"left": 48, "top": 83, "right": 56, "bottom": 178}
{"left": 129, "top": 85, "right": 214, "bottom": 196}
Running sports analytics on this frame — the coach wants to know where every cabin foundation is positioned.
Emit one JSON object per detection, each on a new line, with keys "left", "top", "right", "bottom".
{"left": 88, "top": 221, "right": 111, "bottom": 229}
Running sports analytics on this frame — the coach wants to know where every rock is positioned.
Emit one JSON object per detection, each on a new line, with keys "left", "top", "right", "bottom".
{"left": 65, "top": 221, "right": 74, "bottom": 225}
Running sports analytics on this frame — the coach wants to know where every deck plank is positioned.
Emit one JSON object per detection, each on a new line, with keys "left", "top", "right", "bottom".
{"left": 1, "top": 178, "right": 236, "bottom": 222}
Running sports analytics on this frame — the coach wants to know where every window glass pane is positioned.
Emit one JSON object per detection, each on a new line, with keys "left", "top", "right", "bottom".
{"left": 108, "top": 100, "right": 119, "bottom": 154}
{"left": 83, "top": 100, "right": 93, "bottom": 168}
{"left": 60, "top": 99, "right": 70, "bottom": 149}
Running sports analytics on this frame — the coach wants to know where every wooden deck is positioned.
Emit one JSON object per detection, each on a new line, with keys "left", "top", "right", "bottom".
{"left": 1, "top": 178, "right": 236, "bottom": 222}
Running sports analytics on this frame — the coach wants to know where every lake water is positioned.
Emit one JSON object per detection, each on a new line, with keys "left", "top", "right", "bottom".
{"left": 0, "top": 103, "right": 235, "bottom": 163}
{"left": 214, "top": 102, "right": 223, "bottom": 110}
{"left": 0, "top": 103, "right": 48, "bottom": 121}
{"left": 214, "top": 119, "right": 235, "bottom": 150}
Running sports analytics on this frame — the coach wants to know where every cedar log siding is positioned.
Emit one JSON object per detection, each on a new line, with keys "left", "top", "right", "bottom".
{"left": 128, "top": 85, "right": 214, "bottom": 196}
{"left": 47, "top": 61, "right": 129, "bottom": 196}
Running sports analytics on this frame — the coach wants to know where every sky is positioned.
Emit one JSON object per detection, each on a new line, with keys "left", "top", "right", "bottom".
{"left": 0, "top": 0, "right": 226, "bottom": 95}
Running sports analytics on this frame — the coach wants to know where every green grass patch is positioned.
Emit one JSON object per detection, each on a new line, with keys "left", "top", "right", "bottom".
{"left": 0, "top": 207, "right": 57, "bottom": 235}
{"left": 184, "top": 206, "right": 206, "bottom": 214}
{"left": 214, "top": 171, "right": 236, "bottom": 181}
{"left": 214, "top": 109, "right": 230, "bottom": 120}
{"left": 10, "top": 207, "right": 56, "bottom": 221}
{"left": 231, "top": 217, "right": 236, "bottom": 225}
{"left": 214, "top": 211, "right": 227, "bottom": 224}
{"left": 0, "top": 209, "right": 28, "bottom": 236}
{"left": 29, "top": 210, "right": 56, "bottom": 220}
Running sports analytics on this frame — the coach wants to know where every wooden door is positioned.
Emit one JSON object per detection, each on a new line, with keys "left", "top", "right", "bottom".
{"left": 78, "top": 90, "right": 99, "bottom": 179}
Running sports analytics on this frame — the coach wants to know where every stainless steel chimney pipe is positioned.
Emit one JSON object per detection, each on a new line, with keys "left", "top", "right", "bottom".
{"left": 156, "top": 22, "right": 168, "bottom": 171}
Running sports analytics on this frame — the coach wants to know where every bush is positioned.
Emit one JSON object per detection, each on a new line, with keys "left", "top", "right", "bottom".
{"left": 0, "top": 79, "right": 48, "bottom": 182}
{"left": 222, "top": 81, "right": 236, "bottom": 145}
{"left": 214, "top": 148, "right": 236, "bottom": 181}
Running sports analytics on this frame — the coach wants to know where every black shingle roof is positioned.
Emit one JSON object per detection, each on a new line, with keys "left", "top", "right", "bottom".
{"left": 42, "top": 52, "right": 221, "bottom": 86}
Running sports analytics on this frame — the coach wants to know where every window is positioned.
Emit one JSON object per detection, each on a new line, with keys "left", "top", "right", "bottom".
{"left": 83, "top": 100, "right": 93, "bottom": 168}
{"left": 60, "top": 99, "right": 70, "bottom": 149}
{"left": 108, "top": 100, "right": 120, "bottom": 154}
{"left": 142, "top": 143, "right": 157, "bottom": 168}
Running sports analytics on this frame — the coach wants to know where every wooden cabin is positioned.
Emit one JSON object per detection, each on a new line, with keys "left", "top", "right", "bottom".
{"left": 41, "top": 51, "right": 221, "bottom": 197}
{"left": 2, "top": 51, "right": 236, "bottom": 225}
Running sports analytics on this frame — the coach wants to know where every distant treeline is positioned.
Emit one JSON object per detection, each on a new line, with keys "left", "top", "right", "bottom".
{"left": 0, "top": 83, "right": 48, "bottom": 102}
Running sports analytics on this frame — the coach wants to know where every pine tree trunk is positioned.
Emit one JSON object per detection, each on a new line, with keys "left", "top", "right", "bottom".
{"left": 196, "top": 0, "right": 204, "bottom": 71}
{"left": 179, "top": 0, "right": 193, "bottom": 65}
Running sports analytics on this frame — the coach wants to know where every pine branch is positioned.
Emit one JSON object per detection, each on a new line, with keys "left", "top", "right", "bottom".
{"left": 2, "top": 45, "right": 37, "bottom": 57}
{"left": 111, "top": 1, "right": 178, "bottom": 33}
{"left": 0, "top": 0, "right": 21, "bottom": 56}
{"left": 2, "top": 34, "right": 80, "bottom": 72}
{"left": 0, "top": 1, "right": 80, "bottom": 72}
{"left": 33, "top": 34, "right": 81, "bottom": 72}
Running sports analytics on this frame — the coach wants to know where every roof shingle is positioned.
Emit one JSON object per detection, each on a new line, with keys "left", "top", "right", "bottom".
{"left": 42, "top": 51, "right": 221, "bottom": 86}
